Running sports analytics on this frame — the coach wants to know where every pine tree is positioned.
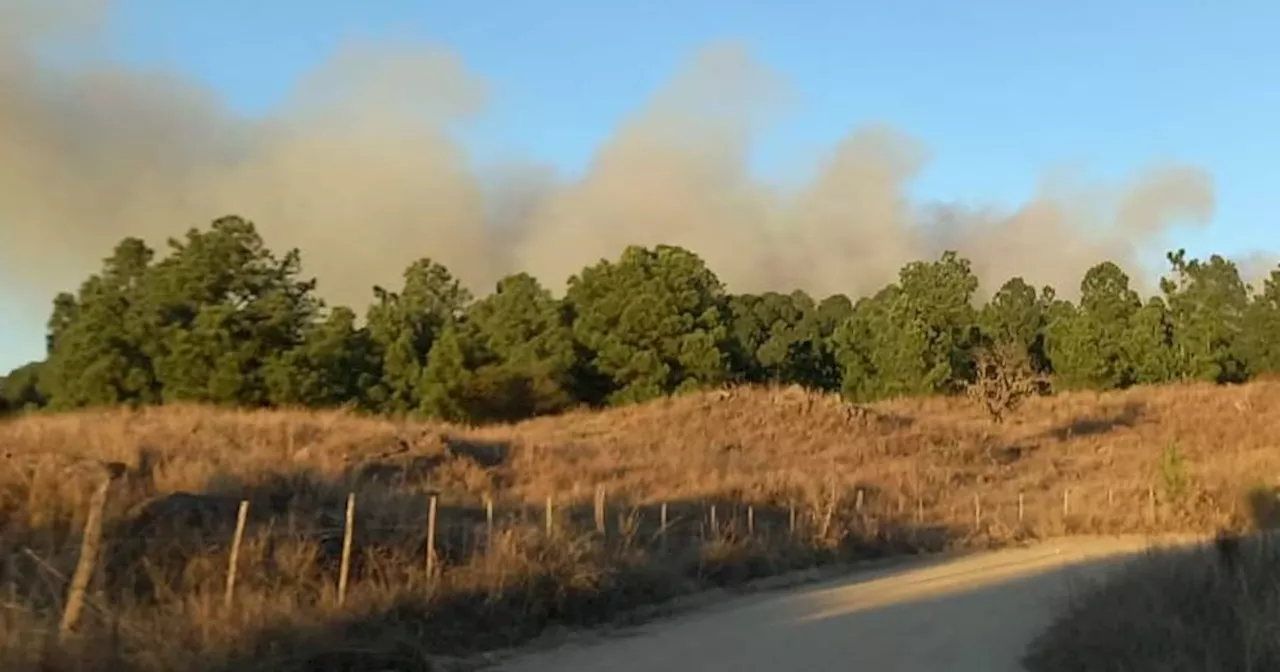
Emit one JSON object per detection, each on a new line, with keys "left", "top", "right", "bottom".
{"left": 1159, "top": 250, "right": 1250, "bottom": 383}
{"left": 365, "top": 258, "right": 471, "bottom": 413}
{"left": 567, "top": 245, "right": 730, "bottom": 405}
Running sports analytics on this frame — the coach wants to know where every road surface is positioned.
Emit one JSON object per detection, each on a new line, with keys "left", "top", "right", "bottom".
{"left": 494, "top": 536, "right": 1188, "bottom": 672}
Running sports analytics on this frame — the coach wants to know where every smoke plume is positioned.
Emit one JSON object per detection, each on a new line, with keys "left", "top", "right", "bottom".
{"left": 0, "top": 0, "right": 1248, "bottom": 339}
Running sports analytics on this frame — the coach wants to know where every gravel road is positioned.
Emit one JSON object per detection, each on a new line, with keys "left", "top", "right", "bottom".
{"left": 494, "top": 536, "right": 1185, "bottom": 672}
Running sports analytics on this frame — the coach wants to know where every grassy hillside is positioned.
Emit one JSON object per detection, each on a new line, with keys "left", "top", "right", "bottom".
{"left": 3, "top": 381, "right": 1277, "bottom": 670}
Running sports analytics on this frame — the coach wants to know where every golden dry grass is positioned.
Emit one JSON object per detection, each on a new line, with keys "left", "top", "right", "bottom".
{"left": 2, "top": 380, "right": 1278, "bottom": 670}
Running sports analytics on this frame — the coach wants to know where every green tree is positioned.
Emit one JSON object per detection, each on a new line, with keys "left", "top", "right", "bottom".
{"left": 1159, "top": 250, "right": 1250, "bottom": 383}
{"left": 567, "top": 245, "right": 730, "bottom": 405}
{"left": 1243, "top": 267, "right": 1280, "bottom": 375}
{"left": 1125, "top": 297, "right": 1180, "bottom": 385}
{"left": 808, "top": 295, "right": 856, "bottom": 392}
{"left": 365, "top": 258, "right": 472, "bottom": 413}
{"left": 40, "top": 238, "right": 160, "bottom": 408}
{"left": 980, "top": 277, "right": 1053, "bottom": 372}
{"left": 462, "top": 273, "right": 579, "bottom": 417}
{"left": 264, "top": 306, "right": 380, "bottom": 408}
{"left": 417, "top": 323, "right": 476, "bottom": 422}
{"left": 727, "top": 291, "right": 807, "bottom": 382}
{"left": 143, "top": 216, "right": 320, "bottom": 405}
{"left": 832, "top": 287, "right": 899, "bottom": 401}
{"left": 1, "top": 362, "right": 47, "bottom": 413}
{"left": 727, "top": 290, "right": 849, "bottom": 391}
{"left": 834, "top": 251, "right": 980, "bottom": 401}
{"left": 418, "top": 273, "right": 581, "bottom": 423}
{"left": 1045, "top": 261, "right": 1141, "bottom": 390}
{"left": 816, "top": 294, "right": 855, "bottom": 331}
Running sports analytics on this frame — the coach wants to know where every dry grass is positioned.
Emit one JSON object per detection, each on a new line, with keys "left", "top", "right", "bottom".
{"left": 1023, "top": 533, "right": 1280, "bottom": 671}
{"left": 2, "top": 380, "right": 1279, "bottom": 670}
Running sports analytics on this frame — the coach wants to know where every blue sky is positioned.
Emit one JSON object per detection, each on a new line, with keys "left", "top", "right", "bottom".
{"left": 2, "top": 0, "right": 1278, "bottom": 371}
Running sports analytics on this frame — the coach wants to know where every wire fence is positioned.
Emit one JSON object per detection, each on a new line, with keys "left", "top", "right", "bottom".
{"left": 6, "top": 473, "right": 1239, "bottom": 643}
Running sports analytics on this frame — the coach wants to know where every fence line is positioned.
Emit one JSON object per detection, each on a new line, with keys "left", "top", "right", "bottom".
{"left": 55, "top": 485, "right": 1184, "bottom": 547}
{"left": 34, "top": 479, "right": 1215, "bottom": 622}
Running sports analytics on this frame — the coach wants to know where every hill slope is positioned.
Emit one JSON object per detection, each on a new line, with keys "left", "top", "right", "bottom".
{"left": 2, "top": 381, "right": 1276, "bottom": 670}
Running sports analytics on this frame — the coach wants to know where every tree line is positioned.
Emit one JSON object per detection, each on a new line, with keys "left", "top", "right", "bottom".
{"left": 2, "top": 215, "right": 1278, "bottom": 421}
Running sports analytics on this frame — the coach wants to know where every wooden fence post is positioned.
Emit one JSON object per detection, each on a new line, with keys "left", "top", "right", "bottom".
{"left": 1018, "top": 492, "right": 1025, "bottom": 524}
{"left": 594, "top": 486, "right": 606, "bottom": 535}
{"left": 545, "top": 495, "right": 554, "bottom": 536}
{"left": 338, "top": 493, "right": 355, "bottom": 606}
{"left": 224, "top": 500, "right": 250, "bottom": 608}
{"left": 916, "top": 494, "right": 924, "bottom": 524}
{"left": 660, "top": 502, "right": 669, "bottom": 551}
{"left": 789, "top": 505, "right": 796, "bottom": 537}
{"left": 485, "top": 493, "right": 494, "bottom": 546}
{"left": 855, "top": 489, "right": 865, "bottom": 512}
{"left": 1062, "top": 488, "right": 1071, "bottom": 518}
{"left": 748, "top": 505, "right": 755, "bottom": 536}
{"left": 58, "top": 475, "right": 113, "bottom": 641}
{"left": 709, "top": 504, "right": 718, "bottom": 534}
{"left": 973, "top": 494, "right": 981, "bottom": 529}
{"left": 426, "top": 495, "right": 438, "bottom": 578}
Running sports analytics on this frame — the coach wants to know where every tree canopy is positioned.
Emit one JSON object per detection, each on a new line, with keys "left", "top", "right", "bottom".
{"left": 7, "top": 216, "right": 1280, "bottom": 423}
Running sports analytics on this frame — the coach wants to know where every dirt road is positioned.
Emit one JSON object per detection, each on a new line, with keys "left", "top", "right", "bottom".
{"left": 494, "top": 536, "right": 1189, "bottom": 672}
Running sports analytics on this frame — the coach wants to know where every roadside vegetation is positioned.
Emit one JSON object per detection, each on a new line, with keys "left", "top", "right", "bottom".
{"left": 1024, "top": 529, "right": 1280, "bottom": 672}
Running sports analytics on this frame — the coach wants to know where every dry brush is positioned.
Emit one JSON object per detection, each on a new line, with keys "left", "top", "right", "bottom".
{"left": 2, "top": 380, "right": 1278, "bottom": 670}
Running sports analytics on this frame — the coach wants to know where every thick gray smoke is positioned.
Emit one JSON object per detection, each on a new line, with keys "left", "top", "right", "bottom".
{"left": 0, "top": 0, "right": 1245, "bottom": 338}
{"left": 2, "top": 1, "right": 497, "bottom": 319}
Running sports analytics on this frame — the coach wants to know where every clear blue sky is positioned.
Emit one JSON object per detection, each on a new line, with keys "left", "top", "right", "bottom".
{"left": 2, "top": 0, "right": 1278, "bottom": 371}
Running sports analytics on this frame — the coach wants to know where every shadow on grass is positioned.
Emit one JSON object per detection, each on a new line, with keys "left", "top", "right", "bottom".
{"left": 1043, "top": 401, "right": 1144, "bottom": 441}
{"left": 200, "top": 539, "right": 1128, "bottom": 672}
{"left": 1246, "top": 484, "right": 1280, "bottom": 529}
{"left": 10, "top": 458, "right": 975, "bottom": 672}
{"left": 192, "top": 514, "right": 968, "bottom": 672}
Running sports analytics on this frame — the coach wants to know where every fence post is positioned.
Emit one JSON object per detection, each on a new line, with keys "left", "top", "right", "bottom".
{"left": 58, "top": 475, "right": 113, "bottom": 641}
{"left": 545, "top": 495, "right": 554, "bottom": 536}
{"left": 916, "top": 494, "right": 924, "bottom": 524}
{"left": 338, "top": 493, "right": 355, "bottom": 606}
{"left": 709, "top": 503, "right": 718, "bottom": 534}
{"left": 660, "top": 502, "right": 669, "bottom": 552}
{"left": 224, "top": 500, "right": 250, "bottom": 608}
{"left": 855, "top": 489, "right": 865, "bottom": 512}
{"left": 595, "top": 486, "right": 606, "bottom": 535}
{"left": 973, "top": 494, "right": 981, "bottom": 530}
{"left": 1062, "top": 488, "right": 1070, "bottom": 518}
{"left": 1018, "top": 492, "right": 1025, "bottom": 524}
{"left": 485, "top": 493, "right": 494, "bottom": 546}
{"left": 789, "top": 505, "right": 796, "bottom": 537}
{"left": 426, "top": 495, "right": 438, "bottom": 579}
{"left": 748, "top": 505, "right": 755, "bottom": 535}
